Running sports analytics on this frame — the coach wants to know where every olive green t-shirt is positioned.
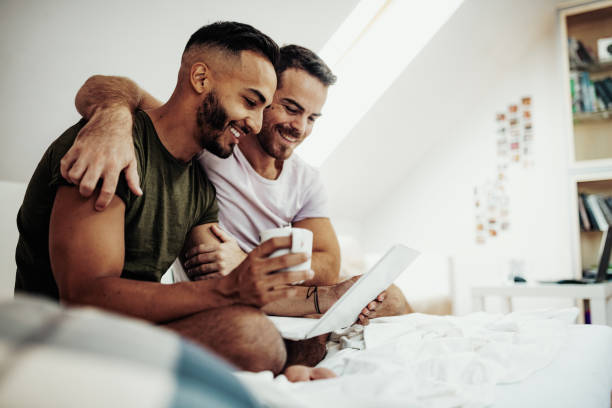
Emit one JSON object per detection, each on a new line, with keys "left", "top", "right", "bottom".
{"left": 15, "top": 110, "right": 218, "bottom": 300}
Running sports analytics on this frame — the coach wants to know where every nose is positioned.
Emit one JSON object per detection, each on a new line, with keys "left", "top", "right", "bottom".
{"left": 246, "top": 110, "right": 263, "bottom": 135}
{"left": 291, "top": 115, "right": 307, "bottom": 136}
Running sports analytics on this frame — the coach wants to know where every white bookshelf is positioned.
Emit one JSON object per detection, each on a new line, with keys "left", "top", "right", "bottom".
{"left": 560, "top": 1, "right": 612, "bottom": 279}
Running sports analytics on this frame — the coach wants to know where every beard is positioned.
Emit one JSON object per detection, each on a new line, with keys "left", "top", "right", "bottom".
{"left": 196, "top": 90, "right": 233, "bottom": 158}
{"left": 257, "top": 122, "right": 301, "bottom": 160}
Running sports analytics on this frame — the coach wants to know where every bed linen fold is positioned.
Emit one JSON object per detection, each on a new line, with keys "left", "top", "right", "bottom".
{"left": 236, "top": 308, "right": 578, "bottom": 408}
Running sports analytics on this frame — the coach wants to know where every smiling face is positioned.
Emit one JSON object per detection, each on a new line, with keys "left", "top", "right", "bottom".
{"left": 257, "top": 68, "right": 328, "bottom": 160}
{"left": 197, "top": 50, "right": 277, "bottom": 158}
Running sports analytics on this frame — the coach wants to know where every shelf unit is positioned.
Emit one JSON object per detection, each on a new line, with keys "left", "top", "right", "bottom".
{"left": 570, "top": 60, "right": 612, "bottom": 73}
{"left": 560, "top": 1, "right": 612, "bottom": 279}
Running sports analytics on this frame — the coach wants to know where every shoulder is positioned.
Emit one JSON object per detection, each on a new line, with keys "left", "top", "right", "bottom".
{"left": 285, "top": 154, "right": 323, "bottom": 185}
{"left": 198, "top": 149, "right": 239, "bottom": 170}
{"left": 193, "top": 157, "right": 217, "bottom": 197}
{"left": 191, "top": 157, "right": 219, "bottom": 224}
{"left": 129, "top": 110, "right": 155, "bottom": 172}
{"left": 48, "top": 119, "right": 87, "bottom": 161}
{"left": 130, "top": 110, "right": 150, "bottom": 149}
{"left": 43, "top": 119, "right": 88, "bottom": 182}
{"left": 198, "top": 149, "right": 221, "bottom": 168}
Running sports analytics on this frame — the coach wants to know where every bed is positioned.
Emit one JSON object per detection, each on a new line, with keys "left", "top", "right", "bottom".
{"left": 1, "top": 297, "right": 610, "bottom": 407}
{"left": 237, "top": 310, "right": 612, "bottom": 408}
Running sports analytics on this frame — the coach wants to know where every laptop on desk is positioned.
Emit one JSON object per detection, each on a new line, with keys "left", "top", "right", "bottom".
{"left": 539, "top": 227, "right": 612, "bottom": 285}
{"left": 268, "top": 244, "right": 420, "bottom": 341}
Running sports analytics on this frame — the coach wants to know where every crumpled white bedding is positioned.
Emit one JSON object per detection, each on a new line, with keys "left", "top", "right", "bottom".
{"left": 235, "top": 308, "right": 578, "bottom": 408}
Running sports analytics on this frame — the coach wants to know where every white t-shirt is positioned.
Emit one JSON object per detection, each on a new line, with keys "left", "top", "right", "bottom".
{"left": 198, "top": 146, "right": 329, "bottom": 252}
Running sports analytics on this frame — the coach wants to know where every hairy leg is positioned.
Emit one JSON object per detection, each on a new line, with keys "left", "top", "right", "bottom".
{"left": 164, "top": 305, "right": 287, "bottom": 375}
{"left": 376, "top": 284, "right": 413, "bottom": 316}
{"left": 284, "top": 333, "right": 329, "bottom": 367}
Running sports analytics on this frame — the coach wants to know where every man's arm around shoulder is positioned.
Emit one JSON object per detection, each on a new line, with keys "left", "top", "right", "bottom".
{"left": 61, "top": 75, "right": 163, "bottom": 211}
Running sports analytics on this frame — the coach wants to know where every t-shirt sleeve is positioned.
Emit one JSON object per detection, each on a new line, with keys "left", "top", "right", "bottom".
{"left": 195, "top": 178, "right": 219, "bottom": 226}
{"left": 293, "top": 170, "right": 330, "bottom": 222}
{"left": 47, "top": 120, "right": 85, "bottom": 191}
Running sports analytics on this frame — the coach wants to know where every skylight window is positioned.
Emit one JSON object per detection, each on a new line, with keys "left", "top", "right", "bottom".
{"left": 299, "top": 0, "right": 464, "bottom": 167}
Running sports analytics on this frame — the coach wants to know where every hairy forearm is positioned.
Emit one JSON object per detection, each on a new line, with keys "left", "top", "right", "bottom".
{"left": 75, "top": 75, "right": 159, "bottom": 119}
{"left": 262, "top": 285, "right": 313, "bottom": 316}
{"left": 307, "top": 251, "right": 340, "bottom": 286}
{"left": 262, "top": 283, "right": 337, "bottom": 317}
{"left": 260, "top": 251, "right": 341, "bottom": 315}
{"left": 63, "top": 275, "right": 238, "bottom": 323}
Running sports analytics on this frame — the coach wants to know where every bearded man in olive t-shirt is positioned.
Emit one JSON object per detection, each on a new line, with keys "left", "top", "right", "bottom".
{"left": 15, "top": 110, "right": 219, "bottom": 297}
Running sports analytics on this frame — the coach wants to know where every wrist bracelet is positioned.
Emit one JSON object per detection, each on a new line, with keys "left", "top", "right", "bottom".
{"left": 306, "top": 286, "right": 321, "bottom": 314}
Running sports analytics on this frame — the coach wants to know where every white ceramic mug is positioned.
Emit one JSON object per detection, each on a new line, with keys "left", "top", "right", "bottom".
{"left": 259, "top": 226, "right": 313, "bottom": 272}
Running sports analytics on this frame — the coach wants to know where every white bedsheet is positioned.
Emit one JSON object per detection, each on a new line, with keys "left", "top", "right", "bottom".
{"left": 236, "top": 309, "right": 612, "bottom": 408}
{"left": 494, "top": 324, "right": 612, "bottom": 408}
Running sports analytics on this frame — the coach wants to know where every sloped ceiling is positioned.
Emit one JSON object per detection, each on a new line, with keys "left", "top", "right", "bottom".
{"left": 320, "top": 0, "right": 560, "bottom": 220}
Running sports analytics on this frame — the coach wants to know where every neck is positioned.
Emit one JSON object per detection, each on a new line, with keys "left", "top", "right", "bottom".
{"left": 239, "top": 134, "right": 283, "bottom": 180}
{"left": 147, "top": 93, "right": 201, "bottom": 163}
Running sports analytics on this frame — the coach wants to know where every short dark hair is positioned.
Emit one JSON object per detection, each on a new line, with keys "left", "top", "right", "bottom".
{"left": 277, "top": 45, "right": 337, "bottom": 87}
{"left": 184, "top": 21, "right": 279, "bottom": 67}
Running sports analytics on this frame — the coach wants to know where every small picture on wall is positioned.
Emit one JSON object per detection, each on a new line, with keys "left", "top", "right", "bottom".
{"left": 476, "top": 96, "right": 533, "bottom": 244}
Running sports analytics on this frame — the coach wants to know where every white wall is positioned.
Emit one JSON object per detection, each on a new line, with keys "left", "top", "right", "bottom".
{"left": 323, "top": 0, "right": 576, "bottom": 311}
{"left": 364, "top": 33, "right": 571, "bottom": 274}
{"left": 0, "top": 182, "right": 27, "bottom": 299}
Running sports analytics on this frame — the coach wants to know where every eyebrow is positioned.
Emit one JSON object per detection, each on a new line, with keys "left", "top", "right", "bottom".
{"left": 247, "top": 88, "right": 267, "bottom": 104}
{"left": 282, "top": 98, "right": 322, "bottom": 117}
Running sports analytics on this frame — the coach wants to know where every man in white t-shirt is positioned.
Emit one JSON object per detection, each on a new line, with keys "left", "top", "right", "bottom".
{"left": 191, "top": 45, "right": 337, "bottom": 285}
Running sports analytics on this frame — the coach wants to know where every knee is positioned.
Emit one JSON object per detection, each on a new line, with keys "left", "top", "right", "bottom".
{"left": 209, "top": 306, "right": 287, "bottom": 374}
{"left": 378, "top": 284, "right": 413, "bottom": 317}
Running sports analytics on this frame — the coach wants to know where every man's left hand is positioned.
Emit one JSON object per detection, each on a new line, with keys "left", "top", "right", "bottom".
{"left": 183, "top": 225, "right": 247, "bottom": 279}
{"left": 357, "top": 291, "right": 386, "bottom": 326}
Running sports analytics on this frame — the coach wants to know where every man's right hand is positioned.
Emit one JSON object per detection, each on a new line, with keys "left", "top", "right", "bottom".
{"left": 184, "top": 225, "right": 247, "bottom": 279}
{"left": 60, "top": 106, "right": 142, "bottom": 211}
{"left": 219, "top": 236, "right": 314, "bottom": 307}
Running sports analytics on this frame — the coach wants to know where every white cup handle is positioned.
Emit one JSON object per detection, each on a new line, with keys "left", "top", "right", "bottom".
{"left": 291, "top": 230, "right": 300, "bottom": 252}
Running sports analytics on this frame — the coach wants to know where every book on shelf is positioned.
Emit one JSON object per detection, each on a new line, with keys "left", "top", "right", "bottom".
{"left": 570, "top": 72, "right": 612, "bottom": 113}
{"left": 584, "top": 72, "right": 596, "bottom": 111}
{"left": 570, "top": 72, "right": 580, "bottom": 113}
{"left": 605, "top": 197, "right": 612, "bottom": 214}
{"left": 594, "top": 81, "right": 611, "bottom": 108}
{"left": 578, "top": 194, "right": 591, "bottom": 231}
{"left": 567, "top": 37, "right": 612, "bottom": 114}
{"left": 580, "top": 194, "right": 599, "bottom": 231}
{"left": 603, "top": 78, "right": 612, "bottom": 102}
{"left": 585, "top": 194, "right": 608, "bottom": 230}
{"left": 597, "top": 196, "right": 612, "bottom": 226}
{"left": 578, "top": 193, "right": 612, "bottom": 231}
{"left": 568, "top": 37, "right": 595, "bottom": 68}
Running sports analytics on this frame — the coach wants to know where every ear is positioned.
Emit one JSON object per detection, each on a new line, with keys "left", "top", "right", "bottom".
{"left": 190, "top": 62, "right": 210, "bottom": 94}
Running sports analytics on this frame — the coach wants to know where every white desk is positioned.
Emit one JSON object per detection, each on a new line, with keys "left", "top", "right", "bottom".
{"left": 471, "top": 281, "right": 612, "bottom": 325}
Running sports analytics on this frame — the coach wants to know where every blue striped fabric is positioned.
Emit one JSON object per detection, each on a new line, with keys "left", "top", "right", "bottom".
{"left": 0, "top": 296, "right": 261, "bottom": 408}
